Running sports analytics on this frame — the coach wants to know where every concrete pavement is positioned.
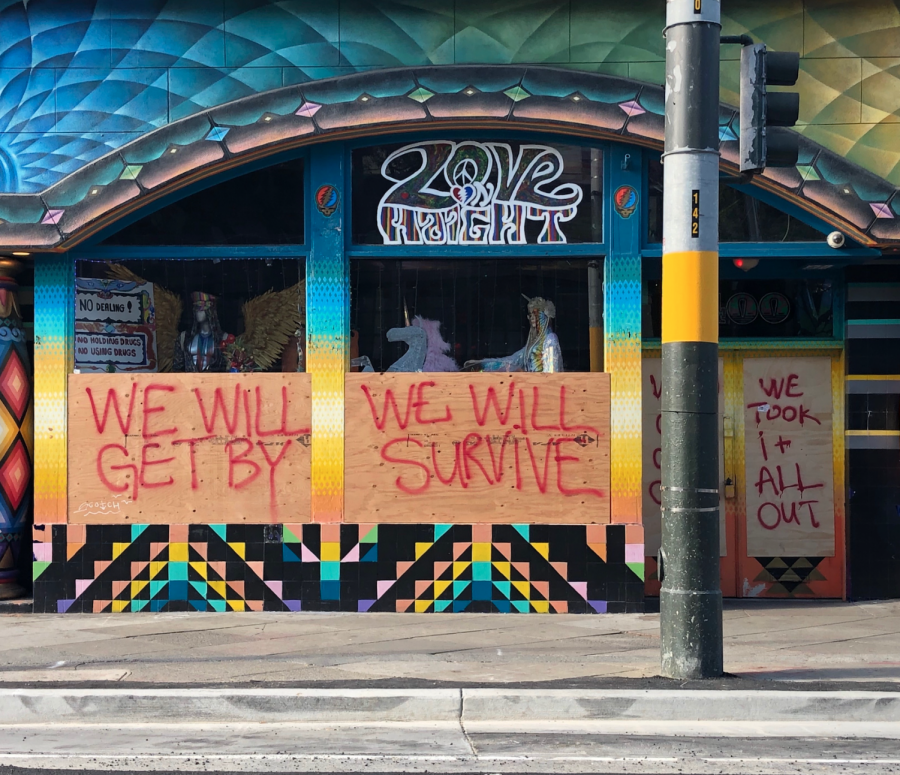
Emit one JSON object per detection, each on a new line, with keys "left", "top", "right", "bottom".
{"left": 0, "top": 599, "right": 899, "bottom": 685}
{"left": 3, "top": 601, "right": 900, "bottom": 774}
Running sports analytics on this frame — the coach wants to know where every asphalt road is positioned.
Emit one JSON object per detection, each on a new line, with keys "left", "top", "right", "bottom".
{"left": 2, "top": 726, "right": 900, "bottom": 774}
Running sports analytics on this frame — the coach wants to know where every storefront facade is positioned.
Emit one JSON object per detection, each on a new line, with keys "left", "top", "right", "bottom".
{"left": 0, "top": 0, "right": 898, "bottom": 612}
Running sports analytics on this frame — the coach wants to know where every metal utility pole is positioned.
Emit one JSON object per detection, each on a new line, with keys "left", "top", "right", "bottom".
{"left": 659, "top": 0, "right": 723, "bottom": 679}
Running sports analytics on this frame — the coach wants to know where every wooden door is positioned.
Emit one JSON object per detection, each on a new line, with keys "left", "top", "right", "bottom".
{"left": 727, "top": 352, "right": 845, "bottom": 599}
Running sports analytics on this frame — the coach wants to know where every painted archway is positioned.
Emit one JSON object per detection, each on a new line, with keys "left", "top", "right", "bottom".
{"left": 0, "top": 65, "right": 898, "bottom": 251}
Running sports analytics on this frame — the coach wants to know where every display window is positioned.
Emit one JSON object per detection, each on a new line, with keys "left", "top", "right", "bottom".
{"left": 350, "top": 258, "right": 600, "bottom": 374}
{"left": 74, "top": 259, "right": 306, "bottom": 374}
{"left": 68, "top": 258, "right": 309, "bottom": 526}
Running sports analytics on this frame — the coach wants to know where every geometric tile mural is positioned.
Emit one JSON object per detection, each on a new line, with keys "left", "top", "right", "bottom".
{"left": 2, "top": 0, "right": 899, "bottom": 191}
{"left": 4, "top": 0, "right": 900, "bottom": 247}
{"left": 645, "top": 555, "right": 831, "bottom": 599}
{"left": 749, "top": 557, "right": 828, "bottom": 599}
{"left": 33, "top": 523, "right": 645, "bottom": 614}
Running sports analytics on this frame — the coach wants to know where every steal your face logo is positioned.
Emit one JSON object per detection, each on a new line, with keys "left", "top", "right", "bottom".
{"left": 377, "top": 141, "right": 583, "bottom": 245}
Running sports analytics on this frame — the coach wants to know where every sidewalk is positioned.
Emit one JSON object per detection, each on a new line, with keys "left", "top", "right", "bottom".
{"left": 1, "top": 599, "right": 898, "bottom": 686}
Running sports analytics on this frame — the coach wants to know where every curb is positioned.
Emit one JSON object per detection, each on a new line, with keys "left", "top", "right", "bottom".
{"left": 462, "top": 689, "right": 900, "bottom": 722}
{"left": 2, "top": 688, "right": 900, "bottom": 724}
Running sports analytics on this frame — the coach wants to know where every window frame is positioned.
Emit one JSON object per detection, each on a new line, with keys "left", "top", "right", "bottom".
{"left": 74, "top": 147, "right": 311, "bottom": 258}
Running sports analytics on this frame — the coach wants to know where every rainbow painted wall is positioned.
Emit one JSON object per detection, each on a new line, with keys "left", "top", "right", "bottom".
{"left": 14, "top": 0, "right": 876, "bottom": 611}
{"left": 33, "top": 256, "right": 71, "bottom": 527}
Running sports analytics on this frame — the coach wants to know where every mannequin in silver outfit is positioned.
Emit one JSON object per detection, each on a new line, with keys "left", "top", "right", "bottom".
{"left": 463, "top": 295, "right": 563, "bottom": 373}
{"left": 174, "top": 292, "right": 230, "bottom": 372}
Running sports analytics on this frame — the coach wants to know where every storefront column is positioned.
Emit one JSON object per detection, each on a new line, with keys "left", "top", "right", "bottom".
{"left": 33, "top": 255, "right": 73, "bottom": 524}
{"left": 307, "top": 148, "right": 348, "bottom": 522}
{"left": 605, "top": 146, "right": 643, "bottom": 554}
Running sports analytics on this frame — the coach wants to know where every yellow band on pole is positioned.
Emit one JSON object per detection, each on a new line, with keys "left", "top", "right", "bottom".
{"left": 662, "top": 250, "right": 719, "bottom": 344}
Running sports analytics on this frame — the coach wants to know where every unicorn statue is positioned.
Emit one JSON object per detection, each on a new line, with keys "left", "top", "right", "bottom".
{"left": 350, "top": 315, "right": 458, "bottom": 373}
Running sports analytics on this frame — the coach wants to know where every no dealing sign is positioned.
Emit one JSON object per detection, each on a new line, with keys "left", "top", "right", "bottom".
{"left": 76, "top": 289, "right": 146, "bottom": 324}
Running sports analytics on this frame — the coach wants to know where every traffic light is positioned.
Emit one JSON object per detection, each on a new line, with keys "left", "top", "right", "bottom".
{"left": 740, "top": 44, "right": 800, "bottom": 174}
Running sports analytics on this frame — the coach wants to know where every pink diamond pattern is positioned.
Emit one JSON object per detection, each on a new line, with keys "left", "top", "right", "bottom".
{"left": 870, "top": 202, "right": 894, "bottom": 219}
{"left": 0, "top": 439, "right": 30, "bottom": 511}
{"left": 0, "top": 349, "right": 29, "bottom": 422}
{"left": 41, "top": 209, "right": 64, "bottom": 225}
{"left": 619, "top": 100, "right": 646, "bottom": 117}
{"left": 296, "top": 102, "right": 321, "bottom": 118}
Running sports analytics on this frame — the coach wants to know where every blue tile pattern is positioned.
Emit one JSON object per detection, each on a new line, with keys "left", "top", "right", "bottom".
{"left": 0, "top": 1, "right": 898, "bottom": 249}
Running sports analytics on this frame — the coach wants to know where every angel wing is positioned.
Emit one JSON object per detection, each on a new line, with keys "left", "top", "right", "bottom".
{"left": 238, "top": 281, "right": 305, "bottom": 371}
{"left": 106, "top": 264, "right": 183, "bottom": 373}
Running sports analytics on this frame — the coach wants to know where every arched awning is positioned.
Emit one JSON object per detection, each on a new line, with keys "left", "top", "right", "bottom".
{"left": 0, "top": 65, "right": 897, "bottom": 250}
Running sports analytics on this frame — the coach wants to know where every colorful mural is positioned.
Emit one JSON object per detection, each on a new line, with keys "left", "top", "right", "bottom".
{"left": 33, "top": 255, "right": 70, "bottom": 526}
{"left": 308, "top": 156, "right": 347, "bottom": 523}
{"left": 0, "top": 274, "right": 33, "bottom": 597}
{"left": 32, "top": 522, "right": 644, "bottom": 614}
{"left": 1, "top": 1, "right": 900, "bottom": 247}
{"left": 605, "top": 255, "right": 643, "bottom": 547}
{"left": 5, "top": 0, "right": 875, "bottom": 610}
{"left": 0, "top": 63, "right": 896, "bottom": 251}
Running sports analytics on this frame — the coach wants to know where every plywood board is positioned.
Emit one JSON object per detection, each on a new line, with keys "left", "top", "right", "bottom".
{"left": 345, "top": 373, "right": 610, "bottom": 524}
{"left": 68, "top": 373, "right": 311, "bottom": 524}
{"left": 744, "top": 358, "right": 835, "bottom": 557}
{"left": 642, "top": 358, "right": 726, "bottom": 557}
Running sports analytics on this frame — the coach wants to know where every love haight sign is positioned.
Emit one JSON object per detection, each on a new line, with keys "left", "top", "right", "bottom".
{"left": 68, "top": 373, "right": 312, "bottom": 524}
{"left": 344, "top": 373, "right": 611, "bottom": 524}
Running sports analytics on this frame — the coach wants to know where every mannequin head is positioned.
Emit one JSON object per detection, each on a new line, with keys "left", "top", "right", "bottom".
{"left": 190, "top": 292, "right": 220, "bottom": 336}
{"left": 525, "top": 296, "right": 556, "bottom": 330}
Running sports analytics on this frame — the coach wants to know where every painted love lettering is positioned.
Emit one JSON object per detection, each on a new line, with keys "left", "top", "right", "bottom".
{"left": 377, "top": 141, "right": 583, "bottom": 246}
